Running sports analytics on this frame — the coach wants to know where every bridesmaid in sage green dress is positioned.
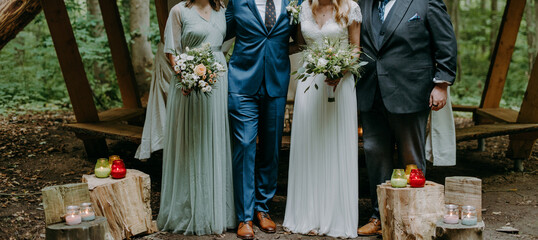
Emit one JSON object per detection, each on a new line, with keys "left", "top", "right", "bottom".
{"left": 157, "top": 0, "right": 235, "bottom": 235}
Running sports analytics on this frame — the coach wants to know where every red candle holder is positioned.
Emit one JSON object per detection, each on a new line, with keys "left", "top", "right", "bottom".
{"left": 409, "top": 169, "right": 426, "bottom": 188}
{"left": 110, "top": 159, "right": 127, "bottom": 179}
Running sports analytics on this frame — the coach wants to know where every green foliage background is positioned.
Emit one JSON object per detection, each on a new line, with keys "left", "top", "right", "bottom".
{"left": 0, "top": 0, "right": 533, "bottom": 114}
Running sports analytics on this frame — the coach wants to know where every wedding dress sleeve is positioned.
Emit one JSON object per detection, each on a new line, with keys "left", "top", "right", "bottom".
{"left": 347, "top": 1, "right": 362, "bottom": 25}
{"left": 163, "top": 5, "right": 183, "bottom": 55}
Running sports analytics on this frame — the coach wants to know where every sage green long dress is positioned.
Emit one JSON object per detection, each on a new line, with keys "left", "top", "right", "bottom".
{"left": 157, "top": 2, "right": 235, "bottom": 235}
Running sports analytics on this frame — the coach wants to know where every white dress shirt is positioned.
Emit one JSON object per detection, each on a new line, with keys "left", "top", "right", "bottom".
{"left": 256, "top": 0, "right": 282, "bottom": 24}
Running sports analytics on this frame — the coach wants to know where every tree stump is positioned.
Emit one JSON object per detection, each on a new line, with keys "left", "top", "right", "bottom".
{"left": 445, "top": 177, "right": 482, "bottom": 221}
{"left": 46, "top": 216, "right": 113, "bottom": 240}
{"left": 82, "top": 169, "right": 156, "bottom": 240}
{"left": 434, "top": 220, "right": 485, "bottom": 240}
{"left": 42, "top": 183, "right": 91, "bottom": 225}
{"left": 377, "top": 181, "right": 445, "bottom": 239}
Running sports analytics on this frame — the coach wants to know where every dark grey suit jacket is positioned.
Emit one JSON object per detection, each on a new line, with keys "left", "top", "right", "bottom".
{"left": 356, "top": 0, "right": 457, "bottom": 114}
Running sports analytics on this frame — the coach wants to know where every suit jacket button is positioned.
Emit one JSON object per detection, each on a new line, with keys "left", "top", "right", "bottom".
{"left": 380, "top": 31, "right": 385, "bottom": 35}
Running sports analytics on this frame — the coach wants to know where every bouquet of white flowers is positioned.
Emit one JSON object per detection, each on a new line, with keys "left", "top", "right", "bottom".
{"left": 286, "top": 0, "right": 301, "bottom": 25}
{"left": 294, "top": 38, "right": 367, "bottom": 102}
{"left": 173, "top": 43, "right": 226, "bottom": 95}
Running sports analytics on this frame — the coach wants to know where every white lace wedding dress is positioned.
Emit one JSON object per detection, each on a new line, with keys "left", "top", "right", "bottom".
{"left": 283, "top": 0, "right": 361, "bottom": 238}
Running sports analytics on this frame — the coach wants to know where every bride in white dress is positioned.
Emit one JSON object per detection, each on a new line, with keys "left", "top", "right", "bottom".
{"left": 283, "top": 0, "right": 362, "bottom": 238}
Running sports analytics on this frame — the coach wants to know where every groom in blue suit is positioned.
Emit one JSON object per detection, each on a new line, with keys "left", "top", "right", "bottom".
{"left": 226, "top": 0, "right": 297, "bottom": 238}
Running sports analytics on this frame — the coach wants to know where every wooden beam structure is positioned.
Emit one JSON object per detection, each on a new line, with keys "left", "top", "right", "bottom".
{"left": 98, "top": 0, "right": 141, "bottom": 109}
{"left": 40, "top": 0, "right": 99, "bottom": 123}
{"left": 479, "top": 0, "right": 526, "bottom": 109}
{"left": 507, "top": 54, "right": 538, "bottom": 164}
{"left": 155, "top": 0, "right": 169, "bottom": 41}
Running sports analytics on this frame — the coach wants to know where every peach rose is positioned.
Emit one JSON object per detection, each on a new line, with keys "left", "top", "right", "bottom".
{"left": 194, "top": 64, "right": 207, "bottom": 76}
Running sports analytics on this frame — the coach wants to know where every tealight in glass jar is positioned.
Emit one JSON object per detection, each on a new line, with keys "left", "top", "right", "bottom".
{"left": 80, "top": 202, "right": 96, "bottom": 221}
{"left": 65, "top": 205, "right": 82, "bottom": 225}
{"left": 461, "top": 205, "right": 478, "bottom": 225}
{"left": 443, "top": 204, "right": 459, "bottom": 224}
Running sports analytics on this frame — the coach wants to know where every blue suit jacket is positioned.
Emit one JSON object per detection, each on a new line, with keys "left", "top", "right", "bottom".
{"left": 226, "top": 0, "right": 295, "bottom": 97}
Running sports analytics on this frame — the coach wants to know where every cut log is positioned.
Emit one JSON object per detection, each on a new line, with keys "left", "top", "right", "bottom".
{"left": 435, "top": 220, "right": 485, "bottom": 240}
{"left": 46, "top": 216, "right": 113, "bottom": 240}
{"left": 82, "top": 169, "right": 156, "bottom": 240}
{"left": 445, "top": 177, "right": 482, "bottom": 221}
{"left": 377, "top": 181, "right": 445, "bottom": 240}
{"left": 42, "top": 183, "right": 91, "bottom": 225}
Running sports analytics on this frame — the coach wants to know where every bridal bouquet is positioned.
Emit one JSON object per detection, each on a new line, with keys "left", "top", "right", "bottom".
{"left": 173, "top": 43, "right": 226, "bottom": 94}
{"left": 294, "top": 38, "right": 366, "bottom": 102}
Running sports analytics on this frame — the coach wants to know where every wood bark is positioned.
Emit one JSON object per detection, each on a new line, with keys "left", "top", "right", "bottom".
{"left": 490, "top": 0, "right": 499, "bottom": 52}
{"left": 87, "top": 0, "right": 106, "bottom": 90}
{"left": 0, "top": 0, "right": 42, "bottom": 50}
{"left": 82, "top": 169, "right": 156, "bottom": 240}
{"left": 46, "top": 216, "right": 113, "bottom": 240}
{"left": 444, "top": 177, "right": 482, "bottom": 221}
{"left": 377, "top": 181, "right": 445, "bottom": 240}
{"left": 445, "top": 0, "right": 462, "bottom": 83}
{"left": 42, "top": 183, "right": 91, "bottom": 225}
{"left": 525, "top": 0, "right": 538, "bottom": 70}
{"left": 434, "top": 220, "right": 485, "bottom": 240}
{"left": 130, "top": 0, "right": 154, "bottom": 95}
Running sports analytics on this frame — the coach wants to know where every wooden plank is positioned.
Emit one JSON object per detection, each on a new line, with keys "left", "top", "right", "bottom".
{"left": 98, "top": 0, "right": 141, "bottom": 109}
{"left": 42, "top": 183, "right": 91, "bottom": 225}
{"left": 445, "top": 177, "right": 482, "bottom": 221}
{"left": 476, "top": 108, "right": 519, "bottom": 123}
{"left": 98, "top": 108, "right": 145, "bottom": 122}
{"left": 456, "top": 123, "right": 538, "bottom": 142}
{"left": 154, "top": 0, "right": 168, "bottom": 41}
{"left": 508, "top": 54, "right": 538, "bottom": 158}
{"left": 480, "top": 0, "right": 526, "bottom": 109}
{"left": 40, "top": 0, "right": 99, "bottom": 123}
{"left": 452, "top": 105, "right": 478, "bottom": 113}
{"left": 65, "top": 122, "right": 142, "bottom": 143}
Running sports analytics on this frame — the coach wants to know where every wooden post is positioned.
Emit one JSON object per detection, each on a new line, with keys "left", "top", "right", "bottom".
{"left": 507, "top": 54, "right": 538, "bottom": 170}
{"left": 98, "top": 0, "right": 141, "bottom": 109}
{"left": 479, "top": 0, "right": 526, "bottom": 110}
{"left": 46, "top": 216, "right": 113, "bottom": 240}
{"left": 155, "top": 0, "right": 169, "bottom": 41}
{"left": 42, "top": 183, "right": 91, "bottom": 225}
{"left": 377, "top": 181, "right": 445, "bottom": 239}
{"left": 445, "top": 177, "right": 482, "bottom": 221}
{"left": 40, "top": 0, "right": 99, "bottom": 123}
{"left": 82, "top": 169, "right": 156, "bottom": 240}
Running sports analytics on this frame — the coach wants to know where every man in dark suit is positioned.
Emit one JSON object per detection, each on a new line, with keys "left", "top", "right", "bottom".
{"left": 356, "top": 0, "right": 457, "bottom": 235}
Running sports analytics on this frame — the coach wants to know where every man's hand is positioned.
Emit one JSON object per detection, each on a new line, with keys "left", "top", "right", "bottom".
{"left": 430, "top": 82, "right": 448, "bottom": 111}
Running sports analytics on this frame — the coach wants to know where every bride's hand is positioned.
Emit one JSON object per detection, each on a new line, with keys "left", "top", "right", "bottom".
{"left": 182, "top": 88, "right": 192, "bottom": 96}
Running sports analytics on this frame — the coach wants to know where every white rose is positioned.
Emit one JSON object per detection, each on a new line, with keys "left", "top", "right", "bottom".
{"left": 317, "top": 58, "right": 328, "bottom": 68}
{"left": 286, "top": 6, "right": 293, "bottom": 12}
{"left": 333, "top": 65, "right": 341, "bottom": 73}
{"left": 174, "top": 65, "right": 181, "bottom": 72}
{"left": 180, "top": 53, "right": 188, "bottom": 59}
{"left": 187, "top": 55, "right": 194, "bottom": 61}
{"left": 180, "top": 64, "right": 186, "bottom": 70}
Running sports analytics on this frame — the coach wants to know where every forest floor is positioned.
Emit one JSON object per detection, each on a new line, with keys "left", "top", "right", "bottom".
{"left": 0, "top": 110, "right": 536, "bottom": 240}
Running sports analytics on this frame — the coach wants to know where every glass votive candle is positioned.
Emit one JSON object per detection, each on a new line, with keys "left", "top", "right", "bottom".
{"left": 461, "top": 205, "right": 478, "bottom": 226}
{"left": 409, "top": 169, "right": 426, "bottom": 188}
{"left": 109, "top": 155, "right": 121, "bottom": 168}
{"left": 80, "top": 202, "right": 96, "bottom": 221}
{"left": 65, "top": 205, "right": 82, "bottom": 225}
{"left": 391, "top": 169, "right": 407, "bottom": 188}
{"left": 110, "top": 159, "right": 127, "bottom": 179}
{"left": 443, "top": 204, "right": 459, "bottom": 224}
{"left": 94, "top": 158, "right": 111, "bottom": 178}
{"left": 405, "top": 164, "right": 418, "bottom": 183}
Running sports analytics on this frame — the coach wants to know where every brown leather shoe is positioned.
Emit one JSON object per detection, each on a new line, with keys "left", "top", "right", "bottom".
{"left": 357, "top": 218, "right": 382, "bottom": 236}
{"left": 237, "top": 221, "right": 254, "bottom": 239}
{"left": 254, "top": 211, "right": 276, "bottom": 233}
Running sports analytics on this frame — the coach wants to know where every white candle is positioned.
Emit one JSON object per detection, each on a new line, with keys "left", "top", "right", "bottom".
{"left": 80, "top": 210, "right": 95, "bottom": 221}
{"left": 443, "top": 214, "right": 459, "bottom": 224}
{"left": 65, "top": 214, "right": 82, "bottom": 225}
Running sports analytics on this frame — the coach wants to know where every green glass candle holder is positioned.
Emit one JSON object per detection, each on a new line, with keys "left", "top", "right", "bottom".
{"left": 391, "top": 169, "right": 407, "bottom": 188}
{"left": 94, "top": 158, "right": 111, "bottom": 178}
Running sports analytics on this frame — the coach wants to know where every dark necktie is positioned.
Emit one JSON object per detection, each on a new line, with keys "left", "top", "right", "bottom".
{"left": 265, "top": 0, "right": 276, "bottom": 30}
{"left": 378, "top": 0, "right": 390, "bottom": 23}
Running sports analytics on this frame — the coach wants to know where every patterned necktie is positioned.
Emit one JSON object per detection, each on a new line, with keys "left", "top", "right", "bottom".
{"left": 378, "top": 0, "right": 390, "bottom": 23}
{"left": 265, "top": 0, "right": 276, "bottom": 30}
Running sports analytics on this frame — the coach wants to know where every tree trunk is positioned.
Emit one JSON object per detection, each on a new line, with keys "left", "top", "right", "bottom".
{"left": 0, "top": 0, "right": 42, "bottom": 50}
{"left": 446, "top": 0, "right": 462, "bottom": 83}
{"left": 525, "top": 0, "right": 538, "bottom": 70}
{"left": 87, "top": 0, "right": 106, "bottom": 89}
{"left": 129, "top": 0, "right": 154, "bottom": 95}
{"left": 490, "top": 0, "right": 499, "bottom": 53}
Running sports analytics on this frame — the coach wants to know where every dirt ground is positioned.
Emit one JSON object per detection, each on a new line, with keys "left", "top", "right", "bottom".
{"left": 0, "top": 111, "right": 536, "bottom": 240}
